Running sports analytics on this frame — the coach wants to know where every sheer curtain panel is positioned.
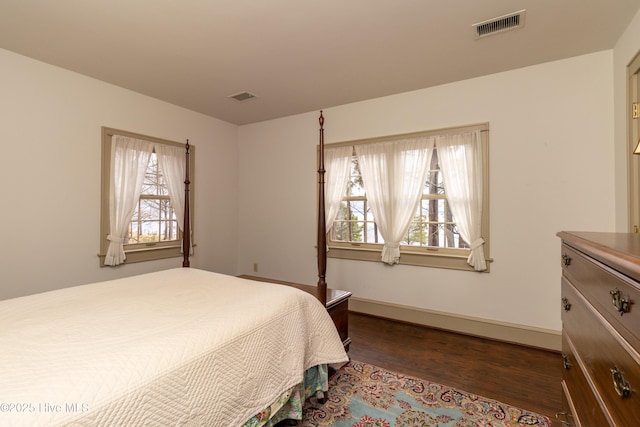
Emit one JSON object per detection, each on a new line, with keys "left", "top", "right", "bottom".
{"left": 436, "top": 131, "right": 486, "bottom": 271}
{"left": 324, "top": 145, "right": 353, "bottom": 236}
{"left": 156, "top": 143, "right": 191, "bottom": 254}
{"left": 104, "top": 136, "right": 154, "bottom": 266}
{"left": 355, "top": 138, "right": 434, "bottom": 265}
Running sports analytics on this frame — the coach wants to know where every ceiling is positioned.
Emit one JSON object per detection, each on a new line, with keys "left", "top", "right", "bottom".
{"left": 1, "top": 1, "right": 639, "bottom": 125}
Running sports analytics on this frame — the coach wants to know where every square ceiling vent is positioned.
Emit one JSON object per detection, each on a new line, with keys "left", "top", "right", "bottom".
{"left": 228, "top": 91, "right": 258, "bottom": 102}
{"left": 473, "top": 9, "right": 526, "bottom": 39}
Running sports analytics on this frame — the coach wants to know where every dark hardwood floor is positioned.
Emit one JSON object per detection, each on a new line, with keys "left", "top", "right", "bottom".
{"left": 347, "top": 312, "right": 564, "bottom": 426}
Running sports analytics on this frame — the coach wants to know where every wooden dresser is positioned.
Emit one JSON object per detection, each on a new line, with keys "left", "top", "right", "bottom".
{"left": 238, "top": 275, "right": 352, "bottom": 351}
{"left": 557, "top": 232, "right": 640, "bottom": 426}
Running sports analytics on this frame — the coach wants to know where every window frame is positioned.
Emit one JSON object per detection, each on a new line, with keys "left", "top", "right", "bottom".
{"left": 99, "top": 127, "right": 194, "bottom": 267}
{"left": 324, "top": 123, "right": 491, "bottom": 272}
{"left": 627, "top": 50, "right": 640, "bottom": 232}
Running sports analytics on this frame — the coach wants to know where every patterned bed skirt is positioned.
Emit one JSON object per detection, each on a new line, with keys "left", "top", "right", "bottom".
{"left": 244, "top": 364, "right": 329, "bottom": 427}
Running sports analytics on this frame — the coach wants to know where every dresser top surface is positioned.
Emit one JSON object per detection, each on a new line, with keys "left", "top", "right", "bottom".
{"left": 558, "top": 231, "right": 640, "bottom": 282}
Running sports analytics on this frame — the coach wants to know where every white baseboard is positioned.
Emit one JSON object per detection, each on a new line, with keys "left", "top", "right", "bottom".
{"left": 349, "top": 297, "right": 561, "bottom": 351}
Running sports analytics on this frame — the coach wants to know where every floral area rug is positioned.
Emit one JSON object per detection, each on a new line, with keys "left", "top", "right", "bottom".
{"left": 300, "top": 360, "right": 551, "bottom": 427}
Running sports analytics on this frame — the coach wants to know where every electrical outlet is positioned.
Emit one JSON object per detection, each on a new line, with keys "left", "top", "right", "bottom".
{"left": 253, "top": 263, "right": 258, "bottom": 272}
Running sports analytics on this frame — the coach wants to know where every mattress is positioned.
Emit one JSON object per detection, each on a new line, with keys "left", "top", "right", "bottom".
{"left": 0, "top": 268, "right": 348, "bottom": 426}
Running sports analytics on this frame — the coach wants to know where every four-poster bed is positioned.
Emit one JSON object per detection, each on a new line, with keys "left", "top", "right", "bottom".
{"left": 240, "top": 111, "right": 352, "bottom": 351}
{"left": 0, "top": 114, "right": 349, "bottom": 426}
{"left": 182, "top": 139, "right": 191, "bottom": 268}
{"left": 317, "top": 111, "right": 328, "bottom": 307}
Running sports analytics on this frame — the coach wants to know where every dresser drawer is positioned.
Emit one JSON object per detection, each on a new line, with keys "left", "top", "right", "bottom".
{"left": 562, "top": 331, "right": 609, "bottom": 426}
{"left": 561, "top": 243, "right": 640, "bottom": 351}
{"left": 562, "top": 278, "right": 640, "bottom": 426}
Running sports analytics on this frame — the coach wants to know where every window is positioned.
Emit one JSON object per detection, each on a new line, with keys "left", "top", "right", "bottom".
{"left": 326, "top": 123, "right": 490, "bottom": 272}
{"left": 99, "top": 127, "right": 194, "bottom": 266}
{"left": 333, "top": 146, "right": 468, "bottom": 250}
{"left": 128, "top": 153, "right": 179, "bottom": 245}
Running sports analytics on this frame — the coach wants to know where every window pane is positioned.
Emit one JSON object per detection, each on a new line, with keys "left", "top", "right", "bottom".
{"left": 140, "top": 221, "right": 160, "bottom": 242}
{"left": 141, "top": 154, "right": 158, "bottom": 195}
{"left": 347, "top": 157, "right": 365, "bottom": 197}
{"left": 159, "top": 199, "right": 173, "bottom": 220}
{"left": 424, "top": 148, "right": 444, "bottom": 195}
{"left": 364, "top": 222, "right": 377, "bottom": 243}
{"left": 139, "top": 199, "right": 159, "bottom": 220}
{"left": 160, "top": 219, "right": 178, "bottom": 241}
{"left": 403, "top": 212, "right": 427, "bottom": 246}
{"left": 141, "top": 153, "right": 168, "bottom": 196}
{"left": 348, "top": 201, "right": 365, "bottom": 242}
{"left": 349, "top": 200, "right": 365, "bottom": 221}
{"left": 128, "top": 218, "right": 178, "bottom": 244}
{"left": 332, "top": 202, "right": 349, "bottom": 241}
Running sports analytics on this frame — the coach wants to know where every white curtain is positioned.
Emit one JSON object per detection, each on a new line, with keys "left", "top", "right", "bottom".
{"left": 355, "top": 137, "right": 434, "bottom": 265}
{"left": 324, "top": 145, "right": 353, "bottom": 235}
{"left": 105, "top": 136, "right": 154, "bottom": 266}
{"left": 436, "top": 131, "right": 486, "bottom": 271}
{"left": 155, "top": 143, "right": 191, "bottom": 254}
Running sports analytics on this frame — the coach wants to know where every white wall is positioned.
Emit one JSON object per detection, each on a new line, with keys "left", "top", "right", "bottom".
{"left": 614, "top": 9, "right": 640, "bottom": 231}
{"left": 0, "top": 35, "right": 624, "bottom": 334}
{"left": 238, "top": 51, "right": 615, "bottom": 333}
{"left": 0, "top": 49, "right": 240, "bottom": 300}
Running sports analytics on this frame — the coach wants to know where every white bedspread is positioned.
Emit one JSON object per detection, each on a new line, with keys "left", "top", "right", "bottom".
{"left": 0, "top": 268, "right": 348, "bottom": 426}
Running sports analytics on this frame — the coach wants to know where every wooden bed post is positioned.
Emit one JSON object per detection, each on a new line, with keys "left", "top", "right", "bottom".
{"left": 183, "top": 140, "right": 191, "bottom": 268}
{"left": 317, "top": 112, "right": 327, "bottom": 306}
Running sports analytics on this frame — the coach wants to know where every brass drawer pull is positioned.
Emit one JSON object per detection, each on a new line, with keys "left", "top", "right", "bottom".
{"left": 561, "top": 254, "right": 571, "bottom": 267}
{"left": 610, "top": 367, "right": 632, "bottom": 399}
{"left": 609, "top": 288, "right": 631, "bottom": 315}
{"left": 561, "top": 297, "right": 571, "bottom": 312}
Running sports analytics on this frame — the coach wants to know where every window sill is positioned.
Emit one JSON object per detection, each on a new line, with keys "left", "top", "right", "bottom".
{"left": 327, "top": 245, "right": 491, "bottom": 272}
{"left": 98, "top": 244, "right": 190, "bottom": 267}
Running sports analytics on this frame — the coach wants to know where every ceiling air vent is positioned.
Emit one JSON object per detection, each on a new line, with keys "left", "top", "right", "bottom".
{"left": 473, "top": 9, "right": 526, "bottom": 39}
{"left": 228, "top": 91, "right": 257, "bottom": 102}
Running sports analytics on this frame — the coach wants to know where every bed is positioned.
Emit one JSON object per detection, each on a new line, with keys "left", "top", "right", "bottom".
{"left": 0, "top": 113, "right": 347, "bottom": 426}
